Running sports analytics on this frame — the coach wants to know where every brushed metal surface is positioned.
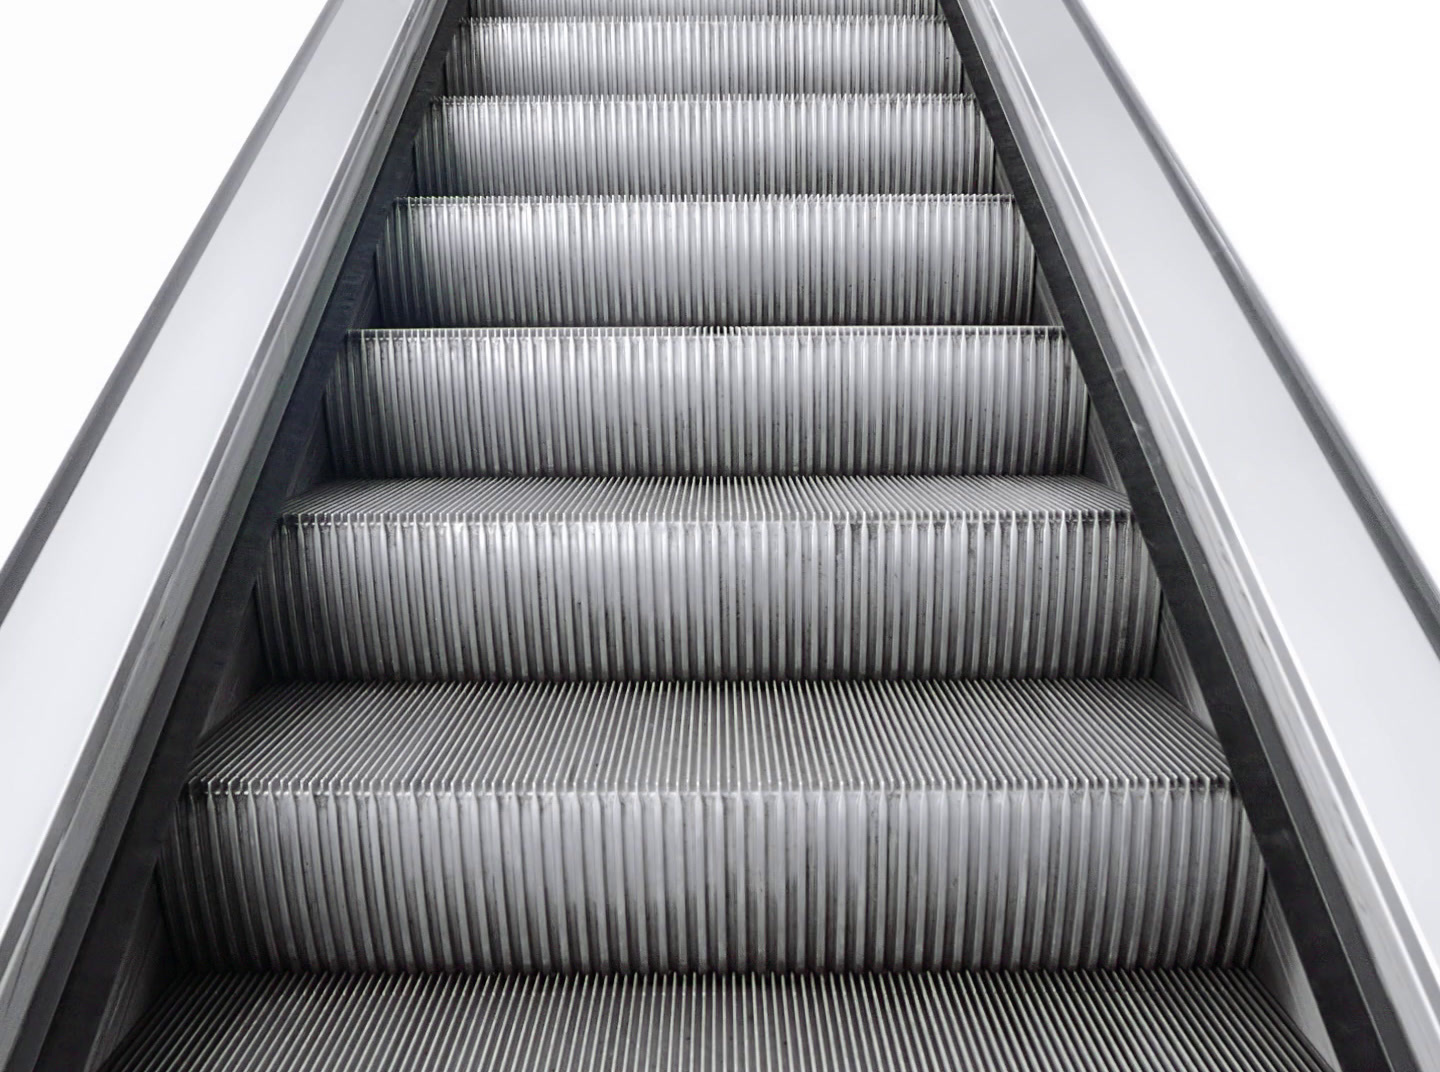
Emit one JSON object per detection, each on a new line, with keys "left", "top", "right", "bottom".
{"left": 1253, "top": 887, "right": 1339, "bottom": 1067}
{"left": 105, "top": 970, "right": 1329, "bottom": 1071}
{"left": 326, "top": 327, "right": 1087, "bottom": 477}
{"left": 256, "top": 475, "right": 1159, "bottom": 680}
{"left": 471, "top": 0, "right": 941, "bottom": 12}
{"left": 416, "top": 95, "right": 999, "bottom": 195}
{"left": 85, "top": 885, "right": 173, "bottom": 1072}
{"left": 82, "top": 0, "right": 1341, "bottom": 1065}
{"left": 160, "top": 678, "right": 1262, "bottom": 972}
{"left": 446, "top": 17, "right": 962, "bottom": 95}
{"left": 377, "top": 196, "right": 1036, "bottom": 327}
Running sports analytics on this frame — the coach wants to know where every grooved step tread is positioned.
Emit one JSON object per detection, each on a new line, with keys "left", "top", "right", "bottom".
{"left": 328, "top": 327, "right": 1087, "bottom": 478}
{"left": 470, "top": 0, "right": 941, "bottom": 12}
{"left": 106, "top": 970, "right": 1328, "bottom": 1071}
{"left": 279, "top": 473, "right": 1128, "bottom": 520}
{"left": 184, "top": 678, "right": 1224, "bottom": 788}
{"left": 416, "top": 94, "right": 999, "bottom": 195}
{"left": 160, "top": 678, "right": 1262, "bottom": 972}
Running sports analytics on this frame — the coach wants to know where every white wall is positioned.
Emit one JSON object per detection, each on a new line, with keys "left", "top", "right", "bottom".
{"left": 1, "top": 0, "right": 1437, "bottom": 592}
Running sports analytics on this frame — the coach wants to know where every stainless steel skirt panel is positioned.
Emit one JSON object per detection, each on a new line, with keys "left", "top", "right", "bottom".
{"left": 255, "top": 476, "right": 1160, "bottom": 680}
{"left": 106, "top": 970, "right": 1328, "bottom": 1072}
{"left": 326, "top": 327, "right": 1087, "bottom": 478}
{"left": 415, "top": 95, "right": 998, "bottom": 195}
{"left": 376, "top": 196, "right": 1036, "bottom": 327}
{"left": 445, "top": 17, "right": 963, "bottom": 96}
{"left": 159, "top": 678, "right": 1262, "bottom": 972}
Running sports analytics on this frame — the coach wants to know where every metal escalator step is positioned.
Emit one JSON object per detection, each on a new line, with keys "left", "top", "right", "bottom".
{"left": 327, "top": 327, "right": 1087, "bottom": 478}
{"left": 106, "top": 970, "right": 1327, "bottom": 1071}
{"left": 470, "top": 0, "right": 941, "bottom": 14}
{"left": 256, "top": 475, "right": 1158, "bottom": 680}
{"left": 377, "top": 195, "right": 1035, "bottom": 327}
{"left": 161, "top": 678, "right": 1262, "bottom": 972}
{"left": 446, "top": 17, "right": 962, "bottom": 96}
{"left": 416, "top": 95, "right": 998, "bottom": 195}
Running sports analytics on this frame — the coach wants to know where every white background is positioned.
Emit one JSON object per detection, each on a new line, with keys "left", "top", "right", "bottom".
{"left": 0, "top": 0, "right": 329, "bottom": 565}
{"left": 0, "top": 0, "right": 1437, "bottom": 585}
{"left": 1082, "top": 0, "right": 1440, "bottom": 589}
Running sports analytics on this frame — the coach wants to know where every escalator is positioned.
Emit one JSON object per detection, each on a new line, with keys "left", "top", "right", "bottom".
{"left": 89, "top": 3, "right": 1335, "bottom": 1069}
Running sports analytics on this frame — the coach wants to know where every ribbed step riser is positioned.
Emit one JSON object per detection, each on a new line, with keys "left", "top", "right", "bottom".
{"left": 164, "top": 787, "right": 1260, "bottom": 973}
{"left": 328, "top": 329, "right": 1087, "bottom": 478}
{"left": 446, "top": 18, "right": 962, "bottom": 96}
{"left": 107, "top": 971, "right": 1329, "bottom": 1072}
{"left": 472, "top": 0, "right": 941, "bottom": 13}
{"left": 257, "top": 482, "right": 1158, "bottom": 681}
{"left": 417, "top": 96, "right": 998, "bottom": 196}
{"left": 377, "top": 197, "right": 1035, "bottom": 328}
